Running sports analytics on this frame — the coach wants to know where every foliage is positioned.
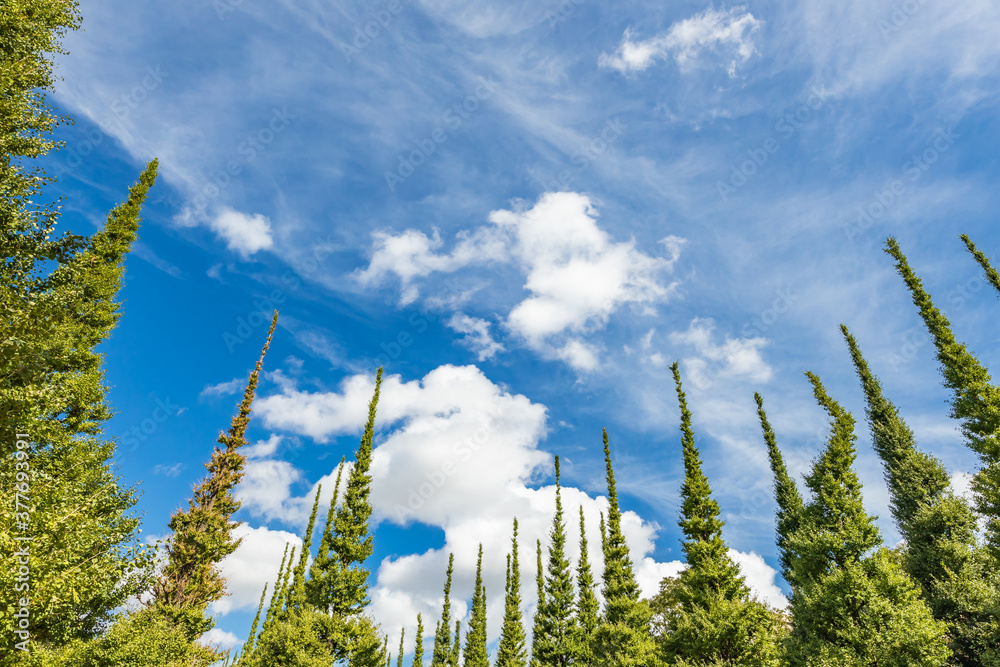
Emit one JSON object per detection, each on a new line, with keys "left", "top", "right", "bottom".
{"left": 533, "top": 456, "right": 576, "bottom": 667}
{"left": 783, "top": 373, "right": 950, "bottom": 666}
{"left": 497, "top": 518, "right": 528, "bottom": 667}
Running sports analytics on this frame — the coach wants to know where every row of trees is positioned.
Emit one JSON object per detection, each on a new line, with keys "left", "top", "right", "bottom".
{"left": 3, "top": 0, "right": 1000, "bottom": 665}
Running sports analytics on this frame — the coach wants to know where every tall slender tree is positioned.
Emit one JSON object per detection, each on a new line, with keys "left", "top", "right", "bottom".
{"left": 571, "top": 506, "right": 599, "bottom": 666}
{"left": 305, "top": 455, "right": 346, "bottom": 611}
{"left": 658, "top": 363, "right": 781, "bottom": 667}
{"left": 532, "top": 540, "right": 546, "bottom": 667}
{"left": 533, "top": 456, "right": 576, "bottom": 667}
{"left": 397, "top": 628, "right": 406, "bottom": 667}
{"left": 464, "top": 544, "right": 489, "bottom": 667}
{"left": 262, "top": 544, "right": 292, "bottom": 634}
{"left": 0, "top": 10, "right": 164, "bottom": 646}
{"left": 151, "top": 313, "right": 278, "bottom": 639}
{"left": 886, "top": 237, "right": 1000, "bottom": 558}
{"left": 961, "top": 234, "right": 1000, "bottom": 296}
{"left": 450, "top": 619, "right": 462, "bottom": 667}
{"left": 497, "top": 519, "right": 528, "bottom": 667}
{"left": 783, "top": 372, "right": 950, "bottom": 666}
{"left": 842, "top": 325, "right": 999, "bottom": 665}
{"left": 590, "top": 429, "right": 655, "bottom": 667}
{"left": 329, "top": 367, "right": 383, "bottom": 615}
{"left": 0, "top": 161, "right": 161, "bottom": 650}
{"left": 290, "top": 484, "right": 324, "bottom": 609}
{"left": 755, "top": 392, "right": 805, "bottom": 587}
{"left": 431, "top": 553, "right": 455, "bottom": 667}
{"left": 413, "top": 614, "right": 425, "bottom": 667}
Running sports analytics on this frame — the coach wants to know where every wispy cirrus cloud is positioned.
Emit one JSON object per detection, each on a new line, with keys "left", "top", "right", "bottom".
{"left": 600, "top": 7, "right": 762, "bottom": 76}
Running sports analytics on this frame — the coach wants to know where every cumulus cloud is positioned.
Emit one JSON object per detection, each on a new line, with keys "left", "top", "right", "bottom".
{"left": 227, "top": 362, "right": 786, "bottom": 648}
{"left": 355, "top": 192, "right": 684, "bottom": 370}
{"left": 494, "top": 194, "right": 682, "bottom": 350}
{"left": 211, "top": 524, "right": 302, "bottom": 615}
{"left": 208, "top": 207, "right": 275, "bottom": 258}
{"left": 355, "top": 227, "right": 506, "bottom": 305}
{"left": 670, "top": 317, "right": 772, "bottom": 389}
{"left": 600, "top": 7, "right": 761, "bottom": 76}
{"left": 447, "top": 313, "right": 505, "bottom": 360}
{"left": 728, "top": 549, "right": 788, "bottom": 609}
{"left": 243, "top": 433, "right": 283, "bottom": 459}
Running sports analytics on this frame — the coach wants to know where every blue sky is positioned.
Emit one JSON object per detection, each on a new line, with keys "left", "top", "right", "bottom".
{"left": 40, "top": 0, "right": 1000, "bottom": 656}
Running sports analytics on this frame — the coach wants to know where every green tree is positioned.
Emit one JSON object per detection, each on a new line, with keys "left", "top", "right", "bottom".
{"left": 289, "top": 484, "right": 324, "bottom": 610}
{"left": 590, "top": 429, "right": 655, "bottom": 667}
{"left": 754, "top": 392, "right": 805, "bottom": 588}
{"left": 531, "top": 539, "right": 545, "bottom": 667}
{"left": 431, "top": 553, "right": 455, "bottom": 667}
{"left": 961, "top": 235, "right": 1000, "bottom": 296}
{"left": 533, "top": 456, "right": 576, "bottom": 667}
{"left": 413, "top": 614, "right": 425, "bottom": 667}
{"left": 658, "top": 363, "right": 782, "bottom": 667}
{"left": 842, "top": 324, "right": 1000, "bottom": 666}
{"left": 329, "top": 367, "right": 383, "bottom": 615}
{"left": 464, "top": 544, "right": 489, "bottom": 667}
{"left": 885, "top": 237, "right": 1000, "bottom": 559}
{"left": 450, "top": 620, "right": 462, "bottom": 667}
{"left": 305, "top": 455, "right": 346, "bottom": 611}
{"left": 0, "top": 6, "right": 172, "bottom": 653}
{"left": 497, "top": 518, "right": 528, "bottom": 667}
{"left": 0, "top": 161, "right": 161, "bottom": 654}
{"left": 397, "top": 628, "right": 405, "bottom": 667}
{"left": 571, "top": 506, "right": 599, "bottom": 666}
{"left": 273, "top": 369, "right": 386, "bottom": 667}
{"left": 150, "top": 313, "right": 278, "bottom": 639}
{"left": 784, "top": 372, "right": 951, "bottom": 667}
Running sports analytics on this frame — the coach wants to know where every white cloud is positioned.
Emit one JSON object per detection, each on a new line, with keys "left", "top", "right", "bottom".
{"left": 235, "top": 458, "right": 302, "bottom": 521}
{"left": 198, "top": 627, "right": 242, "bottom": 651}
{"left": 355, "top": 227, "right": 506, "bottom": 305}
{"left": 356, "top": 192, "right": 684, "bottom": 370}
{"left": 727, "top": 549, "right": 788, "bottom": 610}
{"left": 208, "top": 207, "right": 274, "bottom": 259}
{"left": 447, "top": 313, "right": 505, "bottom": 360}
{"left": 238, "top": 362, "right": 696, "bottom": 649}
{"left": 496, "top": 194, "right": 682, "bottom": 351}
{"left": 212, "top": 524, "right": 302, "bottom": 615}
{"left": 670, "top": 317, "right": 772, "bottom": 389}
{"left": 243, "top": 433, "right": 283, "bottom": 459}
{"left": 199, "top": 377, "right": 244, "bottom": 399}
{"left": 950, "top": 471, "right": 974, "bottom": 502}
{"left": 600, "top": 7, "right": 761, "bottom": 76}
{"left": 556, "top": 338, "right": 600, "bottom": 372}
